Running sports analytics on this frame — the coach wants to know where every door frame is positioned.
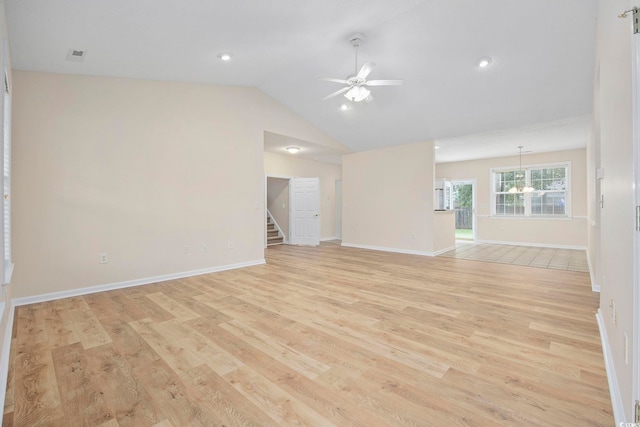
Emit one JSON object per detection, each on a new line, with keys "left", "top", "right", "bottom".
{"left": 632, "top": 0, "right": 640, "bottom": 416}
{"left": 335, "top": 179, "right": 342, "bottom": 240}
{"left": 450, "top": 179, "right": 477, "bottom": 241}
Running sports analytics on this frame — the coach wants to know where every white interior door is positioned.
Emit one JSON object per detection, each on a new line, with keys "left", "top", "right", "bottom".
{"left": 632, "top": 0, "right": 640, "bottom": 418}
{"left": 289, "top": 177, "right": 320, "bottom": 246}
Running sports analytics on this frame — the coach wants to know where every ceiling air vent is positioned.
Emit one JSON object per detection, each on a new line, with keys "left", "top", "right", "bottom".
{"left": 66, "top": 49, "right": 86, "bottom": 62}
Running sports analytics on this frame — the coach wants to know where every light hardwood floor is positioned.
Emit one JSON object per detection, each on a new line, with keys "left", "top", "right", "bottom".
{"left": 3, "top": 243, "right": 612, "bottom": 426}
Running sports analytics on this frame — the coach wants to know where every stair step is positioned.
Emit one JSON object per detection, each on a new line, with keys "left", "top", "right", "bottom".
{"left": 266, "top": 215, "right": 282, "bottom": 245}
{"left": 267, "top": 236, "right": 284, "bottom": 245}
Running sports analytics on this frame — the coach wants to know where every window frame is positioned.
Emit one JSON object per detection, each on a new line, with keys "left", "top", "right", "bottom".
{"left": 490, "top": 161, "right": 571, "bottom": 219}
{"left": 1, "top": 40, "right": 12, "bottom": 285}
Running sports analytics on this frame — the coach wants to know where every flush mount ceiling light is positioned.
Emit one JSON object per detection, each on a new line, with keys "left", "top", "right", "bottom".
{"left": 217, "top": 52, "right": 233, "bottom": 61}
{"left": 340, "top": 103, "right": 350, "bottom": 111}
{"left": 477, "top": 57, "right": 492, "bottom": 68}
{"left": 286, "top": 146, "right": 301, "bottom": 154}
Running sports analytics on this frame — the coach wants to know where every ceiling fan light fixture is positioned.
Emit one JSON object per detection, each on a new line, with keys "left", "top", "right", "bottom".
{"left": 286, "top": 146, "right": 300, "bottom": 154}
{"left": 344, "top": 86, "right": 370, "bottom": 102}
{"left": 321, "top": 33, "right": 402, "bottom": 102}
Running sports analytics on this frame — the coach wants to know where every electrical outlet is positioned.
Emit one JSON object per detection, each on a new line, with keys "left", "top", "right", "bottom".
{"left": 184, "top": 245, "right": 190, "bottom": 255}
{"left": 202, "top": 243, "right": 207, "bottom": 252}
{"left": 228, "top": 241, "right": 233, "bottom": 249}
{"left": 99, "top": 253, "right": 108, "bottom": 264}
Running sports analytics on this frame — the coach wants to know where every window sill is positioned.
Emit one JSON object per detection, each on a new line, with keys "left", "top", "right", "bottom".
{"left": 489, "top": 215, "right": 572, "bottom": 221}
{"left": 3, "top": 262, "right": 13, "bottom": 286}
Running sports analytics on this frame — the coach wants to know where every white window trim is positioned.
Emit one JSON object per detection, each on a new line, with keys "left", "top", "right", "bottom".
{"left": 2, "top": 40, "right": 12, "bottom": 286}
{"left": 489, "top": 161, "right": 572, "bottom": 219}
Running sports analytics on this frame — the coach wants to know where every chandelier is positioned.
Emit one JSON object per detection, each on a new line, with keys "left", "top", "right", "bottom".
{"left": 508, "top": 146, "right": 534, "bottom": 193}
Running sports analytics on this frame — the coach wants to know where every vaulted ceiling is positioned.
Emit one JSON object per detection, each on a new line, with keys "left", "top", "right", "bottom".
{"left": 5, "top": 0, "right": 597, "bottom": 162}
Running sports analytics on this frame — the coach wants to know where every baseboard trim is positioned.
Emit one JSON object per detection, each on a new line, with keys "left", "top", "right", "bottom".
{"left": 596, "top": 309, "right": 626, "bottom": 425}
{"left": 341, "top": 242, "right": 435, "bottom": 257}
{"left": 586, "top": 250, "right": 600, "bottom": 292}
{"left": 320, "top": 236, "right": 338, "bottom": 242}
{"left": 475, "top": 239, "right": 587, "bottom": 251}
{"left": 0, "top": 301, "right": 15, "bottom": 427}
{"left": 13, "top": 259, "right": 266, "bottom": 307}
{"left": 433, "top": 245, "right": 457, "bottom": 256}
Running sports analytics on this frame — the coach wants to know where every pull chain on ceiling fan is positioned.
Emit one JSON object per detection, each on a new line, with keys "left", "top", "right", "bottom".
{"left": 320, "top": 33, "right": 404, "bottom": 103}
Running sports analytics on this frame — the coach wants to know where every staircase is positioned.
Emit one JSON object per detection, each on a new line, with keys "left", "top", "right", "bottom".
{"left": 267, "top": 215, "right": 284, "bottom": 246}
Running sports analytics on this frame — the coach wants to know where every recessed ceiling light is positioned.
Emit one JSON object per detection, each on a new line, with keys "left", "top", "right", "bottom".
{"left": 340, "top": 104, "right": 350, "bottom": 111}
{"left": 66, "top": 49, "right": 86, "bottom": 62}
{"left": 217, "top": 52, "right": 233, "bottom": 61}
{"left": 477, "top": 57, "right": 492, "bottom": 68}
{"left": 286, "top": 146, "right": 300, "bottom": 154}
{"left": 435, "top": 146, "right": 440, "bottom": 149}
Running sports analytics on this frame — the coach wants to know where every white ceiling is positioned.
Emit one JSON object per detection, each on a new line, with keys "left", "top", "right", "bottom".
{"left": 5, "top": 0, "right": 597, "bottom": 162}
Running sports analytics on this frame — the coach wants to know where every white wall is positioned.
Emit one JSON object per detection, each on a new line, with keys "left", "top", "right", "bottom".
{"left": 437, "top": 149, "right": 588, "bottom": 248}
{"left": 264, "top": 152, "right": 341, "bottom": 240}
{"left": 342, "top": 141, "right": 436, "bottom": 254}
{"left": 592, "top": 0, "right": 636, "bottom": 421}
{"left": 12, "top": 71, "right": 347, "bottom": 299}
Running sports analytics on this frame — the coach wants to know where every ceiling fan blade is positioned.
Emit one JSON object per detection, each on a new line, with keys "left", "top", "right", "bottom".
{"left": 322, "top": 86, "right": 351, "bottom": 100}
{"left": 357, "top": 61, "right": 376, "bottom": 79}
{"left": 366, "top": 79, "right": 404, "bottom": 86}
{"left": 319, "top": 77, "right": 350, "bottom": 85}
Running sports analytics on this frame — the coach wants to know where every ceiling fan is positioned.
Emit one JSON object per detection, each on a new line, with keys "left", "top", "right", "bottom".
{"left": 321, "top": 33, "right": 403, "bottom": 103}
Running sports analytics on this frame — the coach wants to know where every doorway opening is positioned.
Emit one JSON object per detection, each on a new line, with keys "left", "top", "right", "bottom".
{"left": 266, "top": 176, "right": 289, "bottom": 247}
{"left": 451, "top": 180, "right": 476, "bottom": 241}
{"left": 265, "top": 176, "right": 321, "bottom": 247}
{"left": 335, "top": 180, "right": 342, "bottom": 241}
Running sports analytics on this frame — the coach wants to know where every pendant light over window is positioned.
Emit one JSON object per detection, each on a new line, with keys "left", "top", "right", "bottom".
{"left": 508, "top": 146, "right": 534, "bottom": 193}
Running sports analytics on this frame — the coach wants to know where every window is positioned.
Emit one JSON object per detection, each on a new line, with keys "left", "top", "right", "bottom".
{"left": 491, "top": 162, "right": 570, "bottom": 218}
{"left": 2, "top": 53, "right": 12, "bottom": 284}
{"left": 494, "top": 170, "right": 525, "bottom": 215}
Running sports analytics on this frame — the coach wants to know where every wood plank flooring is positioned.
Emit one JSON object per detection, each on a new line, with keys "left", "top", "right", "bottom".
{"left": 3, "top": 243, "right": 612, "bottom": 426}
